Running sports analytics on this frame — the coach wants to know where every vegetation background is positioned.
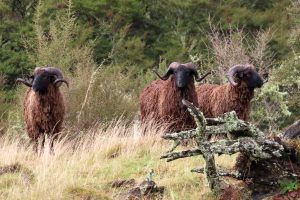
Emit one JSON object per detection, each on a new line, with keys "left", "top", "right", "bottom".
{"left": 0, "top": 0, "right": 299, "bottom": 199}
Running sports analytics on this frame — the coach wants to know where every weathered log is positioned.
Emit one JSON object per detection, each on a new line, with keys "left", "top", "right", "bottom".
{"left": 160, "top": 99, "right": 300, "bottom": 198}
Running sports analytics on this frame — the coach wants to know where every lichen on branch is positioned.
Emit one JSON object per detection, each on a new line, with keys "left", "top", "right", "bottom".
{"left": 161, "top": 99, "right": 290, "bottom": 197}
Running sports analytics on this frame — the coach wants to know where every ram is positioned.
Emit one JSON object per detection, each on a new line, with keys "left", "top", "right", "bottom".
{"left": 196, "top": 64, "right": 264, "bottom": 121}
{"left": 17, "top": 67, "right": 68, "bottom": 148}
{"left": 140, "top": 62, "right": 210, "bottom": 131}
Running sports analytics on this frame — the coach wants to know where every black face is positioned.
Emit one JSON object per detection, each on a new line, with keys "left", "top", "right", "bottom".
{"left": 32, "top": 71, "right": 54, "bottom": 94}
{"left": 237, "top": 69, "right": 264, "bottom": 90}
{"left": 173, "top": 66, "right": 195, "bottom": 89}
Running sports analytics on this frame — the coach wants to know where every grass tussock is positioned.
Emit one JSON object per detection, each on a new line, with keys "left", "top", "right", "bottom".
{"left": 0, "top": 120, "right": 239, "bottom": 199}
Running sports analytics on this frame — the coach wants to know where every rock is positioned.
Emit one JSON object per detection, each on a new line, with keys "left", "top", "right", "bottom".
{"left": 121, "top": 180, "right": 164, "bottom": 200}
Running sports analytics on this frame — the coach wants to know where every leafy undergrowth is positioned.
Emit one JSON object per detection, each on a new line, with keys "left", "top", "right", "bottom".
{"left": 0, "top": 121, "right": 235, "bottom": 200}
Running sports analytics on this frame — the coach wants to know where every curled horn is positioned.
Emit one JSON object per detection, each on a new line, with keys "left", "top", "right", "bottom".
{"left": 44, "top": 67, "right": 69, "bottom": 87}
{"left": 16, "top": 78, "right": 32, "bottom": 87}
{"left": 194, "top": 71, "right": 211, "bottom": 82}
{"left": 227, "top": 65, "right": 246, "bottom": 86}
{"left": 153, "top": 62, "right": 180, "bottom": 81}
{"left": 184, "top": 62, "right": 211, "bottom": 82}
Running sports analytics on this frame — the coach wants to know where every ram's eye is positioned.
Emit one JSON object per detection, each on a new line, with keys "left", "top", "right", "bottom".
{"left": 245, "top": 73, "right": 250, "bottom": 78}
{"left": 237, "top": 73, "right": 243, "bottom": 78}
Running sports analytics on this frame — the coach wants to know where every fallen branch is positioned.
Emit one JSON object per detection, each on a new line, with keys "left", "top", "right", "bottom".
{"left": 161, "top": 100, "right": 299, "bottom": 198}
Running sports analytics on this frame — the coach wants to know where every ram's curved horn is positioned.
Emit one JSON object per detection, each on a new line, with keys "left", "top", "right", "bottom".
{"left": 16, "top": 78, "right": 32, "bottom": 87}
{"left": 183, "top": 62, "right": 211, "bottom": 82}
{"left": 227, "top": 65, "right": 246, "bottom": 86}
{"left": 154, "top": 62, "right": 181, "bottom": 81}
{"left": 44, "top": 67, "right": 69, "bottom": 87}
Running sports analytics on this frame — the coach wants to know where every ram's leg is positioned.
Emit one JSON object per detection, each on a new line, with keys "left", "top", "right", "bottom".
{"left": 35, "top": 135, "right": 46, "bottom": 156}
{"left": 31, "top": 139, "right": 38, "bottom": 153}
{"left": 49, "top": 133, "right": 59, "bottom": 154}
{"left": 41, "top": 135, "right": 45, "bottom": 149}
{"left": 50, "top": 138, "right": 54, "bottom": 154}
{"left": 29, "top": 131, "right": 40, "bottom": 153}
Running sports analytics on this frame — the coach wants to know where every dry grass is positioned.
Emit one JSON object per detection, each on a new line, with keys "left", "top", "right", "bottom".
{"left": 0, "top": 120, "right": 241, "bottom": 199}
{"left": 208, "top": 23, "right": 274, "bottom": 84}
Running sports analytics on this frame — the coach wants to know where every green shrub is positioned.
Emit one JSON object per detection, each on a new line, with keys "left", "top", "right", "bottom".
{"left": 251, "top": 83, "right": 291, "bottom": 132}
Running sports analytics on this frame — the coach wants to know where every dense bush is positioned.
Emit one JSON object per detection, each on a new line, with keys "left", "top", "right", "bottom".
{"left": 1, "top": 0, "right": 299, "bottom": 133}
{"left": 7, "top": 1, "right": 150, "bottom": 131}
{"left": 0, "top": 0, "right": 293, "bottom": 83}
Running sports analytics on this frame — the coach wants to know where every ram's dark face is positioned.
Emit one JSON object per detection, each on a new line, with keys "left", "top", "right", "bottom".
{"left": 16, "top": 67, "right": 69, "bottom": 94}
{"left": 173, "top": 65, "right": 195, "bottom": 89}
{"left": 237, "top": 68, "right": 264, "bottom": 91}
{"left": 228, "top": 64, "right": 264, "bottom": 91}
{"left": 32, "top": 70, "right": 54, "bottom": 94}
{"left": 154, "top": 62, "right": 211, "bottom": 90}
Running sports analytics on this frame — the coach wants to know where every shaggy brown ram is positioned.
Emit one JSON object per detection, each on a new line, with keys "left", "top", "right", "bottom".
{"left": 140, "top": 62, "right": 210, "bottom": 131}
{"left": 196, "top": 64, "right": 264, "bottom": 121}
{"left": 17, "top": 67, "right": 68, "bottom": 147}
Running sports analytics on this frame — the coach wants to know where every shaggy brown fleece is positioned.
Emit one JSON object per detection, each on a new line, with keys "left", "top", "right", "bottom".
{"left": 140, "top": 76, "right": 198, "bottom": 132}
{"left": 196, "top": 82, "right": 253, "bottom": 121}
{"left": 24, "top": 85, "right": 65, "bottom": 140}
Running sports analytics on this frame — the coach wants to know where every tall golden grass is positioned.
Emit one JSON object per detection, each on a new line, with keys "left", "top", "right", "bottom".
{"left": 0, "top": 120, "right": 238, "bottom": 199}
